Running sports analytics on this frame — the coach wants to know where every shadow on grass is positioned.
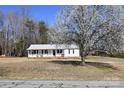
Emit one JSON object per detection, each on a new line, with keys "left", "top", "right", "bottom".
{"left": 50, "top": 60, "right": 118, "bottom": 70}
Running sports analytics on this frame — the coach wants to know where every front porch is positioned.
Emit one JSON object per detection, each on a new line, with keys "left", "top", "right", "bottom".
{"left": 28, "top": 49, "right": 64, "bottom": 57}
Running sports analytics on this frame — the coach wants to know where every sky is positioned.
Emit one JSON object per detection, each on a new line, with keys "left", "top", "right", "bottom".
{"left": 0, "top": 5, "right": 62, "bottom": 27}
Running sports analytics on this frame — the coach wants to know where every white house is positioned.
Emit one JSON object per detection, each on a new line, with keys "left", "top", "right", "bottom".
{"left": 27, "top": 44, "right": 80, "bottom": 58}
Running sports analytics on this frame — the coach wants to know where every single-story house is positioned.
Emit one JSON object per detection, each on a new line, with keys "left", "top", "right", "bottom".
{"left": 27, "top": 44, "right": 80, "bottom": 58}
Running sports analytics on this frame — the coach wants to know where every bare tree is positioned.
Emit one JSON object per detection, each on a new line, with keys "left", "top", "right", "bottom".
{"left": 48, "top": 27, "right": 59, "bottom": 44}
{"left": 0, "top": 11, "right": 5, "bottom": 55}
{"left": 0, "top": 6, "right": 51, "bottom": 57}
{"left": 55, "top": 5, "right": 123, "bottom": 65}
{"left": 6, "top": 12, "right": 19, "bottom": 56}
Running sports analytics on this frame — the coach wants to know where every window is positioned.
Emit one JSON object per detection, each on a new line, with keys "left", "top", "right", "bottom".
{"left": 45, "top": 50, "right": 48, "bottom": 54}
{"left": 73, "top": 49, "right": 74, "bottom": 54}
{"left": 68, "top": 49, "right": 70, "bottom": 54}
{"left": 60, "top": 50, "right": 62, "bottom": 53}
{"left": 32, "top": 50, "right": 37, "bottom": 54}
{"left": 57, "top": 50, "right": 59, "bottom": 53}
{"left": 57, "top": 49, "right": 63, "bottom": 54}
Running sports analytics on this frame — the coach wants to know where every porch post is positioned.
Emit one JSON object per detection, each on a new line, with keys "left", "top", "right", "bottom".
{"left": 28, "top": 50, "right": 29, "bottom": 57}
{"left": 30, "top": 50, "right": 32, "bottom": 55}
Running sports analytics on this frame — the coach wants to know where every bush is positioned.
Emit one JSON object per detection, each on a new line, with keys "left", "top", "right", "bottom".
{"left": 91, "top": 50, "right": 109, "bottom": 57}
{"left": 108, "top": 53, "right": 124, "bottom": 58}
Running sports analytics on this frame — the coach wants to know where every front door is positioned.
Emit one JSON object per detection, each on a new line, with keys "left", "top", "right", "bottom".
{"left": 53, "top": 50, "right": 56, "bottom": 56}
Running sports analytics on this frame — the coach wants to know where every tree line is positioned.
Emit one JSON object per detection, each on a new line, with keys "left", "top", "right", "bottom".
{"left": 0, "top": 7, "right": 49, "bottom": 56}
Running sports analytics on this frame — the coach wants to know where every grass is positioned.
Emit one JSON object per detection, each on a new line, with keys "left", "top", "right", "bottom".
{"left": 0, "top": 56, "right": 124, "bottom": 80}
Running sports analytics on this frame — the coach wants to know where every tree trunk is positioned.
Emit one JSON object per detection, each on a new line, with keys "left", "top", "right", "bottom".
{"left": 79, "top": 45, "right": 86, "bottom": 65}
{"left": 80, "top": 56, "right": 85, "bottom": 65}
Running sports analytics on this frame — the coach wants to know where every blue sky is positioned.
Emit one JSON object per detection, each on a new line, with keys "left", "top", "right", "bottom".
{"left": 0, "top": 5, "right": 62, "bottom": 27}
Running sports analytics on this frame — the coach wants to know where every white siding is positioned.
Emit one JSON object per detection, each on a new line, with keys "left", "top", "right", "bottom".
{"left": 64, "top": 49, "right": 79, "bottom": 57}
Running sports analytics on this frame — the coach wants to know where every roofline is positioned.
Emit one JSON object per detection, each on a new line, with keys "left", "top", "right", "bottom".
{"left": 27, "top": 44, "right": 79, "bottom": 50}
{"left": 27, "top": 48, "right": 79, "bottom": 50}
